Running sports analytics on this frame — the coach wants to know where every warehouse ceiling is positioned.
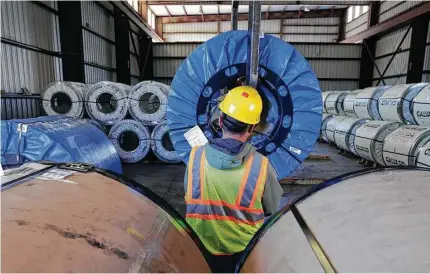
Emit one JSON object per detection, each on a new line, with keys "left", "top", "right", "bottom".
{"left": 149, "top": 4, "right": 348, "bottom": 17}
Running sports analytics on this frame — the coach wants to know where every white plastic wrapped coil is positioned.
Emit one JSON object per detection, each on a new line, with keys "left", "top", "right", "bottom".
{"left": 42, "top": 81, "right": 87, "bottom": 118}
{"left": 382, "top": 125, "right": 430, "bottom": 166}
{"left": 108, "top": 119, "right": 151, "bottom": 163}
{"left": 334, "top": 117, "right": 368, "bottom": 154}
{"left": 321, "top": 91, "right": 333, "bottom": 113}
{"left": 151, "top": 122, "right": 181, "bottom": 163}
{"left": 320, "top": 114, "right": 335, "bottom": 142}
{"left": 343, "top": 89, "right": 361, "bottom": 118}
{"left": 325, "top": 91, "right": 348, "bottom": 115}
{"left": 128, "top": 81, "right": 169, "bottom": 126}
{"left": 354, "top": 86, "right": 391, "bottom": 120}
{"left": 325, "top": 115, "right": 349, "bottom": 143}
{"left": 85, "top": 81, "right": 131, "bottom": 125}
{"left": 378, "top": 83, "right": 429, "bottom": 124}
{"left": 417, "top": 140, "right": 430, "bottom": 168}
{"left": 354, "top": 120, "right": 402, "bottom": 165}
{"left": 412, "top": 84, "right": 430, "bottom": 126}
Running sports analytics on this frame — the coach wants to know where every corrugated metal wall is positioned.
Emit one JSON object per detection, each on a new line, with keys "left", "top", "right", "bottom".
{"left": 130, "top": 22, "right": 141, "bottom": 84}
{"left": 153, "top": 42, "right": 361, "bottom": 91}
{"left": 345, "top": 12, "right": 368, "bottom": 38}
{"left": 1, "top": 1, "right": 62, "bottom": 95}
{"left": 162, "top": 17, "right": 340, "bottom": 43}
{"left": 81, "top": 1, "right": 116, "bottom": 84}
{"left": 378, "top": 1, "right": 423, "bottom": 23}
{"left": 373, "top": 26, "right": 412, "bottom": 86}
{"left": 423, "top": 20, "right": 430, "bottom": 82}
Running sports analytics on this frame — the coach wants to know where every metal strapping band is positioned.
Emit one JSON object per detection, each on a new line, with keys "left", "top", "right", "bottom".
{"left": 291, "top": 205, "right": 337, "bottom": 273}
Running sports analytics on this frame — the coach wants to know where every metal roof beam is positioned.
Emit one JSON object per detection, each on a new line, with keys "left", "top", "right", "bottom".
{"left": 341, "top": 2, "right": 430, "bottom": 43}
{"left": 161, "top": 8, "right": 343, "bottom": 23}
{"left": 147, "top": 1, "right": 370, "bottom": 5}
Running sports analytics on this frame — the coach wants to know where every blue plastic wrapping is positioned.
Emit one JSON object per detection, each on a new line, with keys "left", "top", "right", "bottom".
{"left": 167, "top": 31, "right": 322, "bottom": 180}
{"left": 1, "top": 116, "right": 122, "bottom": 174}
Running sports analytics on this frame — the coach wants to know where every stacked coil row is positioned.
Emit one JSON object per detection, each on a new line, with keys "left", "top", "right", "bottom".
{"left": 41, "top": 81, "right": 180, "bottom": 164}
{"left": 321, "top": 83, "right": 430, "bottom": 169}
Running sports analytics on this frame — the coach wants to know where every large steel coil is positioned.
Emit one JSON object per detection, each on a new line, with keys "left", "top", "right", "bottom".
{"left": 378, "top": 83, "right": 429, "bottom": 124}
{"left": 321, "top": 91, "right": 333, "bottom": 113}
{"left": 325, "top": 115, "right": 349, "bottom": 143}
{"left": 354, "top": 86, "right": 391, "bottom": 120}
{"left": 333, "top": 117, "right": 368, "bottom": 154}
{"left": 0, "top": 116, "right": 122, "bottom": 173}
{"left": 167, "top": 31, "right": 322, "bottom": 180}
{"left": 354, "top": 120, "right": 402, "bottom": 165}
{"left": 383, "top": 125, "right": 430, "bottom": 166}
{"left": 128, "top": 81, "right": 169, "bottom": 126}
{"left": 108, "top": 119, "right": 151, "bottom": 163}
{"left": 1, "top": 163, "right": 211, "bottom": 273}
{"left": 151, "top": 122, "right": 181, "bottom": 163}
{"left": 42, "top": 81, "right": 87, "bottom": 118}
{"left": 343, "top": 89, "right": 361, "bottom": 118}
{"left": 417, "top": 140, "right": 430, "bottom": 168}
{"left": 320, "top": 114, "right": 335, "bottom": 142}
{"left": 325, "top": 91, "right": 348, "bottom": 115}
{"left": 238, "top": 168, "right": 430, "bottom": 273}
{"left": 85, "top": 82, "right": 131, "bottom": 125}
{"left": 412, "top": 84, "right": 430, "bottom": 126}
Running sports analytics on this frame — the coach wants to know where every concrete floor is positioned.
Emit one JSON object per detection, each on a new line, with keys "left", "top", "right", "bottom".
{"left": 123, "top": 142, "right": 369, "bottom": 216}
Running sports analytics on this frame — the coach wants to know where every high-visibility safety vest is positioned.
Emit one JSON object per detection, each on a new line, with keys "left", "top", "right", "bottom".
{"left": 185, "top": 145, "right": 269, "bottom": 255}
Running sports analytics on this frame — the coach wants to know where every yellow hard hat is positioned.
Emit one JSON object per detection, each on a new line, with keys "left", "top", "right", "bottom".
{"left": 219, "top": 86, "right": 263, "bottom": 125}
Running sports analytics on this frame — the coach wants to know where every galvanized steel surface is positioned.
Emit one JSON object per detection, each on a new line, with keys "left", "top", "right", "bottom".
{"left": 378, "top": 1, "right": 423, "bottom": 23}
{"left": 85, "top": 66, "right": 116, "bottom": 84}
{"left": 413, "top": 85, "right": 430, "bottom": 126}
{"left": 333, "top": 117, "right": 368, "bottom": 154}
{"left": 417, "top": 141, "right": 430, "bottom": 168}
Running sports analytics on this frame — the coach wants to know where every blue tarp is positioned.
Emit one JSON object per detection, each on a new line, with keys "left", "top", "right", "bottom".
{"left": 167, "top": 31, "right": 322, "bottom": 180}
{"left": 1, "top": 116, "right": 122, "bottom": 174}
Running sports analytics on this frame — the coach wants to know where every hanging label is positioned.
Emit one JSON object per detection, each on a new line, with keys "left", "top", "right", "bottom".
{"left": 184, "top": 126, "right": 208, "bottom": 148}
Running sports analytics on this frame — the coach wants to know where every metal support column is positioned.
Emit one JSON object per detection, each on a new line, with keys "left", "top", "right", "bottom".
{"left": 406, "top": 14, "right": 430, "bottom": 83}
{"left": 58, "top": 1, "right": 85, "bottom": 82}
{"left": 231, "top": 0, "right": 239, "bottom": 30}
{"left": 246, "top": 1, "right": 261, "bottom": 89}
{"left": 139, "top": 30, "right": 153, "bottom": 81}
{"left": 114, "top": 6, "right": 131, "bottom": 85}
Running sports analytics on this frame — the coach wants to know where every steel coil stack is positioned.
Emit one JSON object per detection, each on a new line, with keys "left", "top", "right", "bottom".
{"left": 319, "top": 83, "right": 430, "bottom": 168}
{"left": 42, "top": 81, "right": 88, "bottom": 118}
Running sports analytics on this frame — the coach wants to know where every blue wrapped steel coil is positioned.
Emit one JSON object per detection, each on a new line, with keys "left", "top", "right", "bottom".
{"left": 167, "top": 31, "right": 322, "bottom": 180}
{"left": 1, "top": 116, "right": 122, "bottom": 174}
{"left": 151, "top": 122, "right": 181, "bottom": 163}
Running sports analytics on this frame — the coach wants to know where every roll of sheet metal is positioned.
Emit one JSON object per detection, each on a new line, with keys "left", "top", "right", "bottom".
{"left": 334, "top": 117, "right": 368, "bottom": 154}
{"left": 0, "top": 116, "right": 122, "bottom": 173}
{"left": 354, "top": 86, "right": 391, "bottom": 120}
{"left": 320, "top": 114, "right": 335, "bottom": 142}
{"left": 238, "top": 168, "right": 430, "bottom": 273}
{"left": 412, "top": 84, "right": 430, "bottom": 126}
{"left": 151, "top": 122, "right": 181, "bottom": 163}
{"left": 85, "top": 82, "right": 131, "bottom": 125}
{"left": 167, "top": 31, "right": 322, "bottom": 180}
{"left": 417, "top": 141, "right": 430, "bottom": 168}
{"left": 108, "top": 119, "right": 151, "bottom": 163}
{"left": 322, "top": 91, "right": 333, "bottom": 114}
{"left": 378, "top": 83, "right": 429, "bottom": 124}
{"left": 1, "top": 162, "right": 212, "bottom": 273}
{"left": 325, "top": 115, "right": 349, "bottom": 143}
{"left": 325, "top": 91, "right": 348, "bottom": 115}
{"left": 383, "top": 125, "right": 430, "bottom": 166}
{"left": 42, "top": 81, "right": 87, "bottom": 118}
{"left": 128, "top": 81, "right": 169, "bottom": 126}
{"left": 343, "top": 89, "right": 361, "bottom": 118}
{"left": 354, "top": 120, "right": 402, "bottom": 165}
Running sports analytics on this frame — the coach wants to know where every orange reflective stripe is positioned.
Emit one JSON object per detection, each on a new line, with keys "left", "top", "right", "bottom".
{"left": 186, "top": 147, "right": 198, "bottom": 201}
{"left": 186, "top": 199, "right": 264, "bottom": 214}
{"left": 186, "top": 213, "right": 264, "bottom": 225}
{"left": 235, "top": 154, "right": 254, "bottom": 204}
{"left": 199, "top": 149, "right": 206, "bottom": 201}
{"left": 249, "top": 157, "right": 268, "bottom": 208}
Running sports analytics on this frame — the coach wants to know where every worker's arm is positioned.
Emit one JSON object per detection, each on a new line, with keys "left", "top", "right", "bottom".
{"left": 262, "top": 163, "right": 283, "bottom": 216}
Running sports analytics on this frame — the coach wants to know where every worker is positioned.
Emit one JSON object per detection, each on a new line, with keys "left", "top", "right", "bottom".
{"left": 184, "top": 86, "right": 283, "bottom": 273}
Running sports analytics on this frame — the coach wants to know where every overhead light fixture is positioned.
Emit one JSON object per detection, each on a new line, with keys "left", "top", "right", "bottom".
{"left": 304, "top": 6, "right": 310, "bottom": 12}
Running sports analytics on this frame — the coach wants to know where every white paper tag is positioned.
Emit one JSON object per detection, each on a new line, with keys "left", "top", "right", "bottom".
{"left": 290, "top": 146, "right": 302, "bottom": 155}
{"left": 22, "top": 124, "right": 28, "bottom": 133}
{"left": 184, "top": 126, "right": 209, "bottom": 148}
